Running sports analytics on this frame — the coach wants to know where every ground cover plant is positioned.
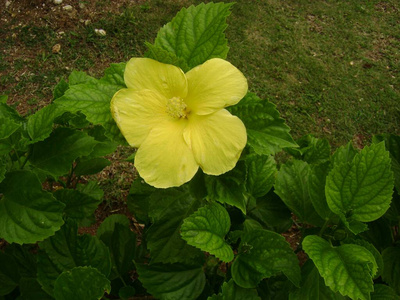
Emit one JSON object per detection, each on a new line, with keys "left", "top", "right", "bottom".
{"left": 0, "top": 1, "right": 400, "bottom": 300}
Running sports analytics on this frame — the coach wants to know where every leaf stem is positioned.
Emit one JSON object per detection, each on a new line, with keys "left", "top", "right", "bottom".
{"left": 319, "top": 218, "right": 330, "bottom": 237}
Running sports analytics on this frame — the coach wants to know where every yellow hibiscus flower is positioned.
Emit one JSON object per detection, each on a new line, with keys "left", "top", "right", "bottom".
{"left": 111, "top": 58, "right": 248, "bottom": 188}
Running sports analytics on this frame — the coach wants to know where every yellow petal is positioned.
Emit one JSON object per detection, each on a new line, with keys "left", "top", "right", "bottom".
{"left": 184, "top": 109, "right": 247, "bottom": 175}
{"left": 111, "top": 88, "right": 169, "bottom": 147}
{"left": 135, "top": 120, "right": 199, "bottom": 188}
{"left": 124, "top": 58, "right": 188, "bottom": 99}
{"left": 185, "top": 58, "right": 248, "bottom": 115}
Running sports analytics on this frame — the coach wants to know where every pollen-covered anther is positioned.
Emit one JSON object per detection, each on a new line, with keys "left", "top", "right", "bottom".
{"left": 166, "top": 96, "right": 189, "bottom": 119}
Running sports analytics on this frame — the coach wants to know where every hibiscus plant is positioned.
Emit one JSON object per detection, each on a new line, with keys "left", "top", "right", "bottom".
{"left": 0, "top": 2, "right": 399, "bottom": 300}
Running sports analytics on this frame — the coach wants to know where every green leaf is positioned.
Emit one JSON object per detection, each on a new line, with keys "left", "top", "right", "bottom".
{"left": 145, "top": 43, "right": 189, "bottom": 72}
{"left": 0, "top": 112, "right": 20, "bottom": 140}
{"left": 248, "top": 191, "right": 292, "bottom": 232}
{"left": 54, "top": 82, "right": 125, "bottom": 143}
{"left": 136, "top": 263, "right": 206, "bottom": 300}
{"left": 97, "top": 215, "right": 136, "bottom": 279}
{"left": 205, "top": 162, "right": 247, "bottom": 214}
{"left": 68, "top": 71, "right": 97, "bottom": 85}
{"left": 308, "top": 162, "right": 340, "bottom": 223}
{"left": 371, "top": 284, "right": 400, "bottom": 300}
{"left": 127, "top": 178, "right": 155, "bottom": 224}
{"left": 181, "top": 202, "right": 233, "bottom": 262}
{"left": 99, "top": 62, "right": 126, "bottom": 87}
{"left": 373, "top": 134, "right": 400, "bottom": 192}
{"left": 154, "top": 2, "right": 233, "bottom": 69}
{"left": 37, "top": 220, "right": 111, "bottom": 296}
{"left": 231, "top": 229, "right": 300, "bottom": 288}
{"left": 326, "top": 142, "right": 394, "bottom": 231}
{"left": 27, "top": 103, "right": 67, "bottom": 143}
{"left": 0, "top": 94, "right": 7, "bottom": 103}
{"left": 287, "top": 135, "right": 331, "bottom": 164}
{"left": 228, "top": 93, "right": 297, "bottom": 155}
{"left": 302, "top": 235, "right": 377, "bottom": 300}
{"left": 53, "top": 78, "right": 69, "bottom": 100}
{"left": 382, "top": 246, "right": 400, "bottom": 294}
{"left": 0, "top": 155, "right": 7, "bottom": 183}
{"left": 29, "top": 127, "right": 98, "bottom": 177}
{"left": 54, "top": 188, "right": 102, "bottom": 224}
{"left": 360, "top": 218, "right": 394, "bottom": 252}
{"left": 4, "top": 244, "right": 37, "bottom": 278}
{"left": 275, "top": 160, "right": 324, "bottom": 226}
{"left": 146, "top": 188, "right": 204, "bottom": 264}
{"left": 331, "top": 142, "right": 358, "bottom": 166}
{"left": 342, "top": 239, "right": 383, "bottom": 279}
{"left": 245, "top": 154, "right": 277, "bottom": 198}
{"left": 74, "top": 157, "right": 111, "bottom": 175}
{"left": 119, "top": 286, "right": 136, "bottom": 300}
{"left": 0, "top": 252, "right": 20, "bottom": 296}
{"left": 0, "top": 170, "right": 65, "bottom": 244}
{"left": 209, "top": 279, "right": 261, "bottom": 300}
{"left": 289, "top": 260, "right": 346, "bottom": 300}
{"left": 18, "top": 277, "right": 53, "bottom": 300}
{"left": 76, "top": 181, "right": 104, "bottom": 201}
{"left": 53, "top": 266, "right": 111, "bottom": 300}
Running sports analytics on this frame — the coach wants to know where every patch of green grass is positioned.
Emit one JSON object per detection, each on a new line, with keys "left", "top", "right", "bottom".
{"left": 221, "top": 0, "right": 399, "bottom": 146}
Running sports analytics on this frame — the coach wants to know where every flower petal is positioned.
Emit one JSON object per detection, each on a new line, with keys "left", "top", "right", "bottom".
{"left": 111, "top": 88, "right": 169, "bottom": 147}
{"left": 124, "top": 58, "right": 188, "bottom": 99}
{"left": 185, "top": 58, "right": 248, "bottom": 115}
{"left": 135, "top": 120, "right": 199, "bottom": 188}
{"left": 184, "top": 109, "right": 247, "bottom": 175}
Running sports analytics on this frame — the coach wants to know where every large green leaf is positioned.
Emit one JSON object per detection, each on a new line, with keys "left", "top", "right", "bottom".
{"left": 381, "top": 246, "right": 400, "bottom": 294}
{"left": 54, "top": 82, "right": 124, "bottom": 143}
{"left": 373, "top": 134, "right": 400, "bottom": 192}
{"left": 274, "top": 160, "right": 324, "bottom": 226}
{"left": 18, "top": 277, "right": 53, "bottom": 300}
{"left": 127, "top": 178, "right": 156, "bottom": 224}
{"left": 209, "top": 279, "right": 261, "bottom": 300}
{"left": 231, "top": 229, "right": 300, "bottom": 288}
{"left": 37, "top": 220, "right": 111, "bottom": 296}
{"left": 146, "top": 188, "right": 204, "bottom": 264}
{"left": 228, "top": 93, "right": 297, "bottom": 155}
{"left": 0, "top": 113, "right": 20, "bottom": 140}
{"left": 371, "top": 284, "right": 400, "bottom": 300}
{"left": 205, "top": 162, "right": 247, "bottom": 214}
{"left": 27, "top": 103, "right": 67, "bottom": 143}
{"left": 29, "top": 127, "right": 98, "bottom": 177}
{"left": 99, "top": 62, "right": 126, "bottom": 87}
{"left": 326, "top": 142, "right": 394, "bottom": 230}
{"left": 97, "top": 215, "right": 136, "bottom": 279}
{"left": 245, "top": 154, "right": 277, "bottom": 198}
{"left": 181, "top": 202, "right": 233, "bottom": 262}
{"left": 145, "top": 43, "right": 189, "bottom": 72}
{"left": 54, "top": 188, "right": 102, "bottom": 224}
{"left": 74, "top": 157, "right": 111, "bottom": 176}
{"left": 289, "top": 261, "right": 346, "bottom": 300}
{"left": 136, "top": 263, "right": 206, "bottom": 300}
{"left": 153, "top": 2, "right": 233, "bottom": 69}
{"left": 0, "top": 253, "right": 20, "bottom": 296}
{"left": 302, "top": 235, "right": 377, "bottom": 300}
{"left": 308, "top": 162, "right": 337, "bottom": 221}
{"left": 53, "top": 266, "right": 111, "bottom": 300}
{"left": 4, "top": 244, "right": 37, "bottom": 278}
{"left": 0, "top": 170, "right": 65, "bottom": 244}
{"left": 247, "top": 191, "right": 292, "bottom": 232}
{"left": 287, "top": 135, "right": 331, "bottom": 164}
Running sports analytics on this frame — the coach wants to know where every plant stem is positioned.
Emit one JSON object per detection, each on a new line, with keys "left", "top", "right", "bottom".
{"left": 318, "top": 218, "right": 330, "bottom": 237}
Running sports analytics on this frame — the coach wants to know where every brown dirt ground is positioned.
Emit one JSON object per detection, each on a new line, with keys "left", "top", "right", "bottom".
{"left": 0, "top": 0, "right": 145, "bottom": 114}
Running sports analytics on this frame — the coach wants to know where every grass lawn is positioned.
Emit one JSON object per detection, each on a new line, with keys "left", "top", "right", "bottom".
{"left": 1, "top": 0, "right": 399, "bottom": 147}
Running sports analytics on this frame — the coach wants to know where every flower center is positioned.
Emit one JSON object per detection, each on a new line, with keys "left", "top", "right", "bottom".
{"left": 166, "top": 97, "right": 189, "bottom": 119}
